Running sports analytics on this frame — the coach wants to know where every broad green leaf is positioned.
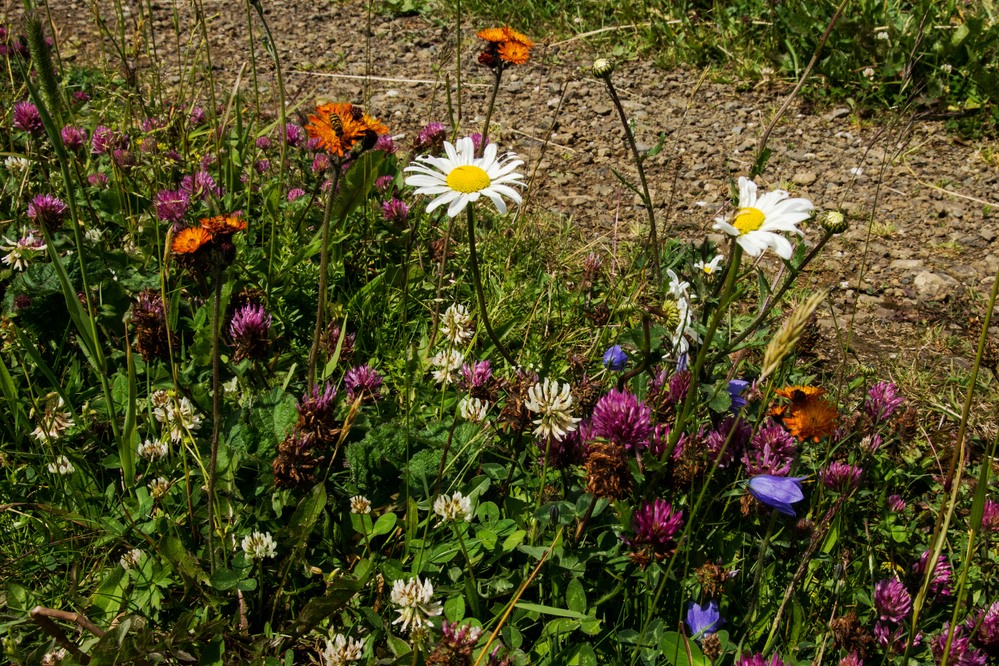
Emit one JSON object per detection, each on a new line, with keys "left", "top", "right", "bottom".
{"left": 566, "top": 577, "right": 587, "bottom": 614}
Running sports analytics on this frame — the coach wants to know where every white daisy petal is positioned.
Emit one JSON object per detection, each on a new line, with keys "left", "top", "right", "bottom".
{"left": 719, "top": 177, "right": 812, "bottom": 260}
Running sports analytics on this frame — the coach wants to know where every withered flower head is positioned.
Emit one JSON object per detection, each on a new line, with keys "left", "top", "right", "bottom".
{"left": 273, "top": 432, "right": 321, "bottom": 490}
{"left": 130, "top": 289, "right": 175, "bottom": 362}
{"left": 584, "top": 441, "right": 632, "bottom": 500}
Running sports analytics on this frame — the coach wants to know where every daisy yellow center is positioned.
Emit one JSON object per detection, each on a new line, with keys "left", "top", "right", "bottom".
{"left": 733, "top": 207, "right": 766, "bottom": 234}
{"left": 446, "top": 165, "right": 491, "bottom": 193}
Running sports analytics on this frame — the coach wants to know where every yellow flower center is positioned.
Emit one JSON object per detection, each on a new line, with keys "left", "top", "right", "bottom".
{"left": 446, "top": 165, "right": 491, "bottom": 193}
{"left": 733, "top": 207, "right": 766, "bottom": 234}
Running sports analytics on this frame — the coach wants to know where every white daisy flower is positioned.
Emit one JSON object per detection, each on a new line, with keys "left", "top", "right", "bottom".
{"left": 693, "top": 255, "right": 724, "bottom": 275}
{"left": 712, "top": 176, "right": 813, "bottom": 260}
{"left": 404, "top": 137, "right": 524, "bottom": 217}
{"left": 390, "top": 576, "right": 442, "bottom": 633}
{"left": 524, "top": 379, "right": 580, "bottom": 442}
{"left": 433, "top": 491, "right": 472, "bottom": 524}
{"left": 241, "top": 530, "right": 277, "bottom": 561}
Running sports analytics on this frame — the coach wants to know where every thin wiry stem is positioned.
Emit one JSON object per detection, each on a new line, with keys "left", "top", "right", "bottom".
{"left": 307, "top": 164, "right": 343, "bottom": 387}
{"left": 466, "top": 205, "right": 515, "bottom": 366}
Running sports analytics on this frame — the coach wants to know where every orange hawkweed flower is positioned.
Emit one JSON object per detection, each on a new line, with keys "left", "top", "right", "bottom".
{"left": 501, "top": 26, "right": 535, "bottom": 49}
{"left": 306, "top": 102, "right": 388, "bottom": 157}
{"left": 771, "top": 385, "right": 838, "bottom": 442}
{"left": 201, "top": 215, "right": 247, "bottom": 235}
{"left": 476, "top": 26, "right": 534, "bottom": 67}
{"left": 172, "top": 227, "right": 212, "bottom": 255}
{"left": 476, "top": 27, "right": 508, "bottom": 43}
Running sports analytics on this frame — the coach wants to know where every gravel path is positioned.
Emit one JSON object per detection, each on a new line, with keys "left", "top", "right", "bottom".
{"left": 42, "top": 0, "right": 999, "bottom": 372}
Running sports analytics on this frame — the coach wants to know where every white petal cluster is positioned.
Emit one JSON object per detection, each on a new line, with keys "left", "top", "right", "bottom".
{"left": 2, "top": 231, "right": 46, "bottom": 271}
{"left": 524, "top": 379, "right": 580, "bottom": 441}
{"left": 46, "top": 455, "right": 75, "bottom": 475}
{"left": 693, "top": 255, "right": 724, "bottom": 275}
{"left": 712, "top": 176, "right": 813, "bottom": 260}
{"left": 440, "top": 303, "right": 474, "bottom": 345}
{"left": 349, "top": 495, "right": 372, "bottom": 515}
{"left": 458, "top": 396, "right": 489, "bottom": 423}
{"left": 433, "top": 491, "right": 473, "bottom": 524}
{"left": 241, "top": 530, "right": 277, "bottom": 561}
{"left": 390, "top": 576, "right": 442, "bottom": 633}
{"left": 320, "top": 634, "right": 364, "bottom": 665}
{"left": 31, "top": 394, "right": 74, "bottom": 442}
{"left": 148, "top": 477, "right": 171, "bottom": 498}
{"left": 120, "top": 548, "right": 143, "bottom": 570}
{"left": 151, "top": 390, "right": 203, "bottom": 442}
{"left": 138, "top": 438, "right": 169, "bottom": 462}
{"left": 430, "top": 349, "right": 464, "bottom": 385}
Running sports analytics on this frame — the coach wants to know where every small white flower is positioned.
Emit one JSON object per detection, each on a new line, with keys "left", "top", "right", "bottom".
{"left": 152, "top": 391, "right": 203, "bottom": 442}
{"left": 848, "top": 167, "right": 864, "bottom": 177}
{"left": 666, "top": 268, "right": 690, "bottom": 299}
{"left": 148, "top": 477, "right": 171, "bottom": 498}
{"left": 241, "top": 530, "right": 277, "bottom": 561}
{"left": 876, "top": 31, "right": 889, "bottom": 41}
{"left": 863, "top": 67, "right": 875, "bottom": 79}
{"left": 430, "top": 349, "right": 464, "bottom": 385}
{"left": 404, "top": 137, "right": 525, "bottom": 217}
{"left": 524, "top": 379, "right": 580, "bottom": 442}
{"left": 31, "top": 394, "right": 74, "bottom": 442}
{"left": 349, "top": 495, "right": 372, "bottom": 515}
{"left": 5, "top": 155, "right": 30, "bottom": 173}
{"left": 46, "top": 455, "right": 75, "bottom": 475}
{"left": 671, "top": 296, "right": 700, "bottom": 355}
{"left": 458, "top": 396, "right": 489, "bottom": 423}
{"left": 693, "top": 255, "right": 724, "bottom": 275}
{"left": 433, "top": 491, "right": 473, "bottom": 523}
{"left": 84, "top": 226, "right": 104, "bottom": 243}
{"left": 440, "top": 303, "right": 474, "bottom": 345}
{"left": 712, "top": 176, "right": 813, "bottom": 260}
{"left": 2, "top": 231, "right": 46, "bottom": 271}
{"left": 137, "top": 438, "right": 168, "bottom": 462}
{"left": 321, "top": 634, "right": 364, "bottom": 665}
{"left": 41, "top": 648, "right": 67, "bottom": 666}
{"left": 120, "top": 548, "right": 143, "bottom": 570}
{"left": 390, "top": 576, "right": 442, "bottom": 633}
{"left": 941, "top": 63, "right": 953, "bottom": 74}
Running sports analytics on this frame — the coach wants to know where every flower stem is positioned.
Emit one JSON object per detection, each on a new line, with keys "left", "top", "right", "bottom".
{"left": 479, "top": 67, "right": 503, "bottom": 154}
{"left": 207, "top": 267, "right": 223, "bottom": 573}
{"left": 600, "top": 71, "right": 660, "bottom": 282}
{"left": 466, "top": 205, "right": 515, "bottom": 366}
{"left": 307, "top": 164, "right": 343, "bottom": 387}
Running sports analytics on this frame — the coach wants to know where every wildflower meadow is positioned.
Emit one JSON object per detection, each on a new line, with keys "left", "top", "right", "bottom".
{"left": 1, "top": 1, "right": 999, "bottom": 665}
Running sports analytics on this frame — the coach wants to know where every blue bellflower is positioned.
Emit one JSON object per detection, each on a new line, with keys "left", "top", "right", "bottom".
{"left": 728, "top": 379, "right": 750, "bottom": 412}
{"left": 747, "top": 475, "right": 807, "bottom": 516}
{"left": 686, "top": 600, "right": 724, "bottom": 639}
{"left": 602, "top": 345, "right": 628, "bottom": 371}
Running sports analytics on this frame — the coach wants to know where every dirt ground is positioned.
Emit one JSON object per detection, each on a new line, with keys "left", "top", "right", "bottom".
{"left": 31, "top": 0, "right": 999, "bottom": 400}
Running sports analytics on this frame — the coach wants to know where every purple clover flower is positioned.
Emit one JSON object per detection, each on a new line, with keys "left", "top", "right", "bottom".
{"left": 459, "top": 360, "right": 492, "bottom": 392}
{"left": 60, "top": 126, "right": 87, "bottom": 150}
{"left": 742, "top": 420, "right": 797, "bottom": 477}
{"left": 282, "top": 123, "right": 303, "bottom": 147}
{"left": 229, "top": 304, "right": 272, "bottom": 361}
{"left": 866, "top": 381, "right": 905, "bottom": 424}
{"left": 686, "top": 600, "right": 723, "bottom": 639}
{"left": 181, "top": 170, "right": 223, "bottom": 200}
{"left": 981, "top": 499, "right": 999, "bottom": 533}
{"left": 375, "top": 175, "right": 395, "bottom": 194}
{"left": 373, "top": 134, "right": 396, "bottom": 154}
{"left": 602, "top": 345, "right": 628, "bottom": 371}
{"left": 966, "top": 601, "right": 999, "bottom": 655}
{"left": 254, "top": 159, "right": 270, "bottom": 175}
{"left": 734, "top": 654, "right": 790, "bottom": 666}
{"left": 312, "top": 153, "right": 330, "bottom": 174}
{"left": 255, "top": 136, "right": 271, "bottom": 150}
{"left": 590, "top": 389, "right": 652, "bottom": 451}
{"left": 821, "top": 461, "right": 863, "bottom": 491}
{"left": 414, "top": 121, "right": 447, "bottom": 154}
{"left": 838, "top": 652, "right": 863, "bottom": 666}
{"left": 913, "top": 550, "right": 954, "bottom": 597}
{"left": 88, "top": 173, "right": 108, "bottom": 188}
{"left": 747, "top": 475, "right": 806, "bottom": 516}
{"left": 875, "top": 620, "right": 921, "bottom": 654}
{"left": 13, "top": 101, "right": 43, "bottom": 135}
{"left": 344, "top": 364, "right": 383, "bottom": 402}
{"left": 704, "top": 416, "right": 751, "bottom": 468}
{"left": 888, "top": 494, "right": 906, "bottom": 512}
{"left": 27, "top": 194, "right": 68, "bottom": 231}
{"left": 381, "top": 198, "right": 409, "bottom": 224}
{"left": 874, "top": 578, "right": 912, "bottom": 623}
{"left": 630, "top": 499, "right": 683, "bottom": 553}
{"left": 91, "top": 125, "right": 119, "bottom": 155}
{"left": 72, "top": 91, "right": 90, "bottom": 104}
{"left": 931, "top": 624, "right": 987, "bottom": 666}
{"left": 154, "top": 189, "right": 190, "bottom": 226}
{"left": 287, "top": 188, "right": 306, "bottom": 202}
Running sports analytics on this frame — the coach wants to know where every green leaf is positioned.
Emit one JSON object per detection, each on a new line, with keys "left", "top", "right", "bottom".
{"left": 210, "top": 569, "right": 241, "bottom": 591}
{"left": 272, "top": 391, "right": 299, "bottom": 443}
{"left": 566, "top": 577, "right": 587, "bottom": 614}
{"left": 571, "top": 644, "right": 598, "bottom": 666}
{"left": 659, "top": 631, "right": 710, "bottom": 666}
{"left": 501, "top": 530, "right": 526, "bottom": 552}
{"left": 514, "top": 601, "right": 587, "bottom": 620}
{"left": 444, "top": 596, "right": 465, "bottom": 622}
{"left": 159, "top": 535, "right": 210, "bottom": 586}
{"left": 332, "top": 151, "right": 386, "bottom": 220}
{"left": 287, "top": 577, "right": 367, "bottom": 638}
{"left": 286, "top": 483, "right": 327, "bottom": 542}
{"left": 476, "top": 528, "right": 497, "bottom": 551}
{"left": 87, "top": 567, "right": 127, "bottom": 620}
{"left": 370, "top": 512, "right": 398, "bottom": 538}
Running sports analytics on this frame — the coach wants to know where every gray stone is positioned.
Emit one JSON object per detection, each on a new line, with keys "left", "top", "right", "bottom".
{"left": 792, "top": 171, "right": 817, "bottom": 186}
{"left": 913, "top": 271, "right": 959, "bottom": 301}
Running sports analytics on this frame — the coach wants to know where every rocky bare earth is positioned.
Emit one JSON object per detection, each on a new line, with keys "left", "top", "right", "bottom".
{"left": 41, "top": 0, "right": 999, "bottom": 375}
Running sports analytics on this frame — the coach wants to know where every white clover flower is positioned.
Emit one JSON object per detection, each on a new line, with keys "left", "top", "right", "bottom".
{"left": 863, "top": 67, "right": 875, "bottom": 79}
{"left": 152, "top": 391, "right": 203, "bottom": 442}
{"left": 137, "top": 438, "right": 168, "bottom": 462}
{"left": 2, "top": 231, "right": 46, "bottom": 271}
{"left": 120, "top": 548, "right": 143, "bottom": 570}
{"left": 524, "top": 379, "right": 580, "bottom": 441}
{"left": 148, "top": 477, "right": 171, "bottom": 499}
{"left": 430, "top": 349, "right": 464, "bottom": 385}
{"left": 694, "top": 255, "right": 724, "bottom": 276}
{"left": 404, "top": 138, "right": 525, "bottom": 217}
{"left": 241, "top": 530, "right": 277, "bottom": 561}
{"left": 46, "top": 455, "right": 75, "bottom": 475}
{"left": 458, "top": 396, "right": 489, "bottom": 423}
{"left": 390, "top": 576, "right": 442, "bottom": 634}
{"left": 876, "top": 31, "right": 889, "bottom": 41}
{"left": 440, "top": 303, "right": 474, "bottom": 345}
{"left": 349, "top": 495, "right": 372, "bottom": 515}
{"left": 5, "top": 156, "right": 30, "bottom": 173}
{"left": 941, "top": 63, "right": 953, "bottom": 74}
{"left": 712, "top": 176, "right": 813, "bottom": 260}
{"left": 41, "top": 648, "right": 67, "bottom": 666}
{"left": 84, "top": 226, "right": 104, "bottom": 243}
{"left": 433, "top": 491, "right": 473, "bottom": 524}
{"left": 31, "top": 394, "right": 74, "bottom": 442}
{"left": 321, "top": 634, "right": 364, "bottom": 665}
